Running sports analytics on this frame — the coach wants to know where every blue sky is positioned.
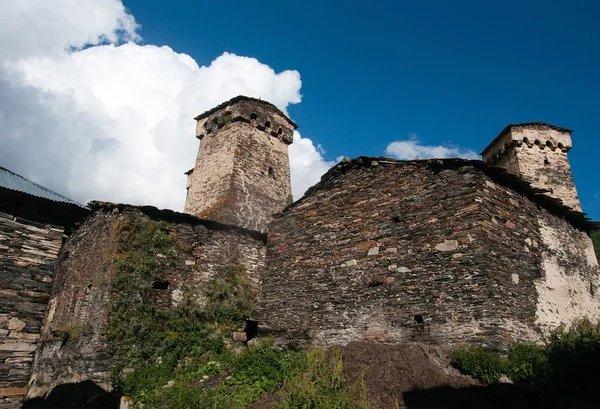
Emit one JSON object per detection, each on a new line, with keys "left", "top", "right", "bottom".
{"left": 0, "top": 0, "right": 597, "bottom": 219}
{"left": 124, "top": 0, "right": 600, "bottom": 218}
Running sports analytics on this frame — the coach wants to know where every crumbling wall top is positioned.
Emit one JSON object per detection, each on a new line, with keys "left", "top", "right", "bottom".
{"left": 88, "top": 201, "right": 267, "bottom": 243}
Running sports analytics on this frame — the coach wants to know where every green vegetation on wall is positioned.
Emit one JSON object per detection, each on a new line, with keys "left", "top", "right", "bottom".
{"left": 592, "top": 229, "right": 600, "bottom": 261}
{"left": 107, "top": 214, "right": 368, "bottom": 409}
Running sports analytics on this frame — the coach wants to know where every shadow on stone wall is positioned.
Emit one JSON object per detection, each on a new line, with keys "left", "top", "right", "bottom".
{"left": 403, "top": 384, "right": 549, "bottom": 409}
{"left": 22, "top": 381, "right": 119, "bottom": 409}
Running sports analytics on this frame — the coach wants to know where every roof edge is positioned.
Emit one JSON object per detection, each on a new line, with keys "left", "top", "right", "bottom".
{"left": 0, "top": 166, "right": 87, "bottom": 209}
{"left": 88, "top": 201, "right": 268, "bottom": 243}
{"left": 279, "top": 156, "right": 594, "bottom": 232}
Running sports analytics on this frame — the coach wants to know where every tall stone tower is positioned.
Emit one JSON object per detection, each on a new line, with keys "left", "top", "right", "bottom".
{"left": 481, "top": 122, "right": 581, "bottom": 211}
{"left": 184, "top": 96, "right": 297, "bottom": 232}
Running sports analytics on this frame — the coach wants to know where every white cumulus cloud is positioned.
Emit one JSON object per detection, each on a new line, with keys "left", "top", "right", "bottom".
{"left": 289, "top": 131, "right": 337, "bottom": 199}
{"left": 0, "top": 0, "right": 332, "bottom": 211}
{"left": 0, "top": 0, "right": 139, "bottom": 60}
{"left": 385, "top": 133, "right": 479, "bottom": 160}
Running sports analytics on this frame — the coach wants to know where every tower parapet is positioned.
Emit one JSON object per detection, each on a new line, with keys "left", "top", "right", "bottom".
{"left": 184, "top": 96, "right": 296, "bottom": 232}
{"left": 481, "top": 122, "right": 581, "bottom": 211}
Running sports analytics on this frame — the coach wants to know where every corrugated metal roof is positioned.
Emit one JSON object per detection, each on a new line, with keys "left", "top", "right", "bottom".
{"left": 0, "top": 167, "right": 86, "bottom": 208}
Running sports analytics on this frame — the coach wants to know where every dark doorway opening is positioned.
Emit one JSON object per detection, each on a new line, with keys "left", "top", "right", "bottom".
{"left": 152, "top": 280, "right": 169, "bottom": 290}
{"left": 245, "top": 319, "right": 259, "bottom": 341}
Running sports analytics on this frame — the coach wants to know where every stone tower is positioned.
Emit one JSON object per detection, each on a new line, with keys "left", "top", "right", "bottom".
{"left": 481, "top": 122, "right": 581, "bottom": 211}
{"left": 184, "top": 96, "right": 297, "bottom": 232}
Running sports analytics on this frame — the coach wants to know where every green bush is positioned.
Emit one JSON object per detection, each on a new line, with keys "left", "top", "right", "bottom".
{"left": 546, "top": 318, "right": 600, "bottom": 406}
{"left": 451, "top": 345, "right": 506, "bottom": 384}
{"left": 451, "top": 320, "right": 600, "bottom": 407}
{"left": 119, "top": 338, "right": 305, "bottom": 409}
{"left": 506, "top": 343, "right": 550, "bottom": 384}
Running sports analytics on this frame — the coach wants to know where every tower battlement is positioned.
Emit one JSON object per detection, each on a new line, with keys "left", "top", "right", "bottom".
{"left": 481, "top": 122, "right": 581, "bottom": 211}
{"left": 194, "top": 95, "right": 296, "bottom": 144}
{"left": 184, "top": 96, "right": 295, "bottom": 232}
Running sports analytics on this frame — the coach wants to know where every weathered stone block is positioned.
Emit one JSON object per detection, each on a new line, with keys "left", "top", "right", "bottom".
{"left": 0, "top": 344, "right": 36, "bottom": 352}
{"left": 435, "top": 240, "right": 459, "bottom": 252}
{"left": 6, "top": 319, "right": 25, "bottom": 332}
{"left": 0, "top": 387, "right": 26, "bottom": 397}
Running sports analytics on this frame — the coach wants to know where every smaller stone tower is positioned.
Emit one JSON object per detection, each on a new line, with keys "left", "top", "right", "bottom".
{"left": 481, "top": 122, "right": 581, "bottom": 211}
{"left": 184, "top": 96, "right": 297, "bottom": 232}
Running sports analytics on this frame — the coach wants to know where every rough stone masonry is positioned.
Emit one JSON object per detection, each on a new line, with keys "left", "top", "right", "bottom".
{"left": 0, "top": 212, "right": 63, "bottom": 409}
{"left": 30, "top": 203, "right": 266, "bottom": 395}
{"left": 260, "top": 157, "right": 599, "bottom": 351}
{"left": 184, "top": 96, "right": 297, "bottom": 233}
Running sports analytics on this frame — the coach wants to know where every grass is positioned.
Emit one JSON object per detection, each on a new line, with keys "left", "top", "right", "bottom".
{"left": 278, "top": 348, "right": 370, "bottom": 409}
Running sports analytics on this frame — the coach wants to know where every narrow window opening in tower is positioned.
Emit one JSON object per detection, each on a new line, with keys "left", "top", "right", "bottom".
{"left": 250, "top": 113, "right": 258, "bottom": 120}
{"left": 414, "top": 315, "right": 424, "bottom": 324}
{"left": 264, "top": 120, "right": 271, "bottom": 128}
{"left": 392, "top": 216, "right": 401, "bottom": 223}
{"left": 277, "top": 127, "right": 283, "bottom": 135}
{"left": 590, "top": 282, "right": 595, "bottom": 297}
{"left": 268, "top": 166, "right": 275, "bottom": 179}
{"left": 152, "top": 280, "right": 170, "bottom": 290}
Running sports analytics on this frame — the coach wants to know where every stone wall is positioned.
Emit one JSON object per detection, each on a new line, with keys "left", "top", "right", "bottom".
{"left": 0, "top": 212, "right": 63, "bottom": 408}
{"left": 184, "top": 97, "right": 294, "bottom": 232}
{"left": 474, "top": 175, "right": 599, "bottom": 331}
{"left": 535, "top": 212, "right": 600, "bottom": 330}
{"left": 261, "top": 158, "right": 599, "bottom": 351}
{"left": 31, "top": 204, "right": 266, "bottom": 395}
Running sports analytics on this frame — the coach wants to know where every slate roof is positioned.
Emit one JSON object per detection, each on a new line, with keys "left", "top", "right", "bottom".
{"left": 0, "top": 167, "right": 86, "bottom": 208}
{"left": 288, "top": 156, "right": 597, "bottom": 232}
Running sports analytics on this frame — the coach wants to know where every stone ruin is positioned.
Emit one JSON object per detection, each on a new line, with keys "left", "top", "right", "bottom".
{"left": 0, "top": 96, "right": 598, "bottom": 407}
